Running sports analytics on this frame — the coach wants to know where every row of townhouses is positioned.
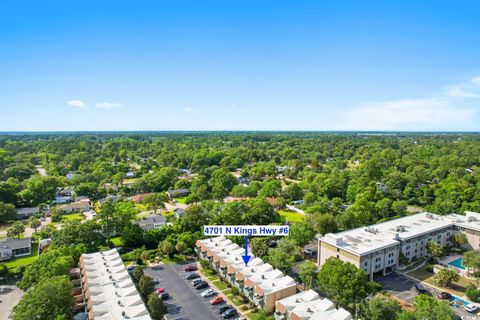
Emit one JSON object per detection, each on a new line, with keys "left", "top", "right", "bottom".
{"left": 79, "top": 249, "right": 151, "bottom": 320}
{"left": 317, "top": 211, "right": 480, "bottom": 280}
{"left": 195, "top": 236, "right": 352, "bottom": 320}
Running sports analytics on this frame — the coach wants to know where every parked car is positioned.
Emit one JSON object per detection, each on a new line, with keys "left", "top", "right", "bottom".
{"left": 234, "top": 317, "right": 245, "bottom": 320}
{"left": 437, "top": 291, "right": 452, "bottom": 299}
{"left": 303, "top": 248, "right": 316, "bottom": 256}
{"left": 159, "top": 292, "right": 170, "bottom": 300}
{"left": 152, "top": 278, "right": 160, "bottom": 285}
{"left": 465, "top": 304, "right": 479, "bottom": 313}
{"left": 222, "top": 308, "right": 238, "bottom": 319}
{"left": 414, "top": 284, "right": 432, "bottom": 296}
{"left": 210, "top": 295, "right": 224, "bottom": 305}
{"left": 192, "top": 279, "right": 203, "bottom": 286}
{"left": 195, "top": 281, "right": 209, "bottom": 290}
{"left": 185, "top": 264, "right": 198, "bottom": 272}
{"left": 201, "top": 288, "right": 215, "bottom": 297}
{"left": 126, "top": 265, "right": 136, "bottom": 272}
{"left": 156, "top": 287, "right": 165, "bottom": 294}
{"left": 219, "top": 305, "right": 233, "bottom": 314}
{"left": 186, "top": 272, "right": 200, "bottom": 280}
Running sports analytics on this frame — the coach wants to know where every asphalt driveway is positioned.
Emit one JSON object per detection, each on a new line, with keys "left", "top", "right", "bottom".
{"left": 144, "top": 263, "right": 229, "bottom": 320}
{"left": 375, "top": 272, "right": 473, "bottom": 319}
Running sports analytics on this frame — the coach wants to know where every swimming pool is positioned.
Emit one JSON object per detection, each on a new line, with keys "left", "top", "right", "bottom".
{"left": 448, "top": 257, "right": 465, "bottom": 270}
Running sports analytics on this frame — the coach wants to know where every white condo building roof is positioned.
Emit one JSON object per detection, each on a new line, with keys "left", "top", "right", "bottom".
{"left": 81, "top": 249, "right": 151, "bottom": 320}
{"left": 321, "top": 212, "right": 459, "bottom": 256}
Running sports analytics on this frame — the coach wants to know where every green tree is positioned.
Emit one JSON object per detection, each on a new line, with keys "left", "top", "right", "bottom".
{"left": 406, "top": 294, "right": 454, "bottom": 320}
{"left": 7, "top": 221, "right": 25, "bottom": 238}
{"left": 132, "top": 266, "right": 144, "bottom": 282}
{"left": 451, "top": 233, "right": 468, "bottom": 248}
{"left": 158, "top": 240, "right": 174, "bottom": 258}
{"left": 138, "top": 275, "right": 155, "bottom": 298}
{"left": 267, "top": 239, "right": 298, "bottom": 273}
{"left": 144, "top": 193, "right": 166, "bottom": 213}
{"left": 297, "top": 260, "right": 317, "bottom": 289}
{"left": 365, "top": 294, "right": 402, "bottom": 320}
{"left": 317, "top": 257, "right": 371, "bottom": 309}
{"left": 463, "top": 250, "right": 480, "bottom": 274}
{"left": 249, "top": 238, "right": 269, "bottom": 259}
{"left": 98, "top": 198, "right": 116, "bottom": 244}
{"left": 433, "top": 268, "right": 460, "bottom": 288}
{"left": 288, "top": 221, "right": 315, "bottom": 246}
{"left": 0, "top": 201, "right": 16, "bottom": 222}
{"left": 308, "top": 213, "right": 337, "bottom": 236}
{"left": 426, "top": 240, "right": 443, "bottom": 259}
{"left": 209, "top": 169, "right": 238, "bottom": 199}
{"left": 30, "top": 217, "right": 41, "bottom": 233}
{"left": 122, "top": 223, "right": 144, "bottom": 249}
{"left": 11, "top": 276, "right": 74, "bottom": 320}
{"left": 148, "top": 292, "right": 168, "bottom": 320}
{"left": 175, "top": 241, "right": 187, "bottom": 255}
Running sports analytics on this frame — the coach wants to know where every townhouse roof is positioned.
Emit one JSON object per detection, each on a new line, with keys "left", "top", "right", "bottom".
{"left": 81, "top": 249, "right": 151, "bottom": 320}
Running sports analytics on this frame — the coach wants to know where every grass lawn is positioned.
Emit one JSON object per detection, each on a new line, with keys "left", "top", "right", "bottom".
{"left": 0, "top": 220, "right": 29, "bottom": 231}
{"left": 278, "top": 210, "right": 305, "bottom": 223}
{"left": 61, "top": 213, "right": 84, "bottom": 222}
{"left": 4, "top": 242, "right": 39, "bottom": 270}
{"left": 123, "top": 178, "right": 138, "bottom": 184}
{"left": 174, "top": 197, "right": 188, "bottom": 204}
{"left": 110, "top": 236, "right": 123, "bottom": 247}
{"left": 247, "top": 311, "right": 274, "bottom": 320}
{"left": 212, "top": 280, "right": 228, "bottom": 290}
{"left": 407, "top": 267, "right": 474, "bottom": 296}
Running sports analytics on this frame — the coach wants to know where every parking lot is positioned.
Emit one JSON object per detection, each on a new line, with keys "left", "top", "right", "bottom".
{"left": 375, "top": 272, "right": 474, "bottom": 319}
{"left": 144, "top": 263, "right": 239, "bottom": 320}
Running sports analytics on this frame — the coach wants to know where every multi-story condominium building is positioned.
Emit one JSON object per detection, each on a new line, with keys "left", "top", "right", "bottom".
{"left": 195, "top": 236, "right": 299, "bottom": 313}
{"left": 317, "top": 211, "right": 480, "bottom": 280}
{"left": 79, "top": 249, "right": 151, "bottom": 320}
{"left": 274, "top": 290, "right": 352, "bottom": 320}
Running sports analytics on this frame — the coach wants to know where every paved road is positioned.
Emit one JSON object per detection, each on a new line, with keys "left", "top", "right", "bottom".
{"left": 144, "top": 263, "right": 229, "bottom": 320}
{"left": 0, "top": 283, "right": 23, "bottom": 320}
{"left": 376, "top": 272, "right": 474, "bottom": 319}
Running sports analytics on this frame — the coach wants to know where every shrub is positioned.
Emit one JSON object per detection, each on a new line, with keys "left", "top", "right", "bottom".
{"left": 425, "top": 264, "right": 434, "bottom": 273}
{"left": 466, "top": 286, "right": 480, "bottom": 302}
{"left": 231, "top": 287, "right": 239, "bottom": 296}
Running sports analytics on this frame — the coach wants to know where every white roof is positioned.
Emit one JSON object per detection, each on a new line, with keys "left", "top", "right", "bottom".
{"left": 276, "top": 290, "right": 320, "bottom": 310}
{"left": 256, "top": 275, "right": 295, "bottom": 294}
{"left": 82, "top": 249, "right": 151, "bottom": 320}
{"left": 322, "top": 212, "right": 457, "bottom": 256}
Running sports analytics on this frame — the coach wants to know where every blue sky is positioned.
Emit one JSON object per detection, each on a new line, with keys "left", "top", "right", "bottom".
{"left": 1, "top": 0, "right": 480, "bottom": 131}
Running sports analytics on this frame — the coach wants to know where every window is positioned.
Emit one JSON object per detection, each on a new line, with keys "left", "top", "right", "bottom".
{"left": 364, "top": 261, "right": 368, "bottom": 266}
{"left": 337, "top": 248, "right": 340, "bottom": 252}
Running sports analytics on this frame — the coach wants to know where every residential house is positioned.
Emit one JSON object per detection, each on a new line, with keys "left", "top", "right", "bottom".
{"left": 125, "top": 171, "right": 135, "bottom": 178}
{"left": 60, "top": 198, "right": 91, "bottom": 213}
{"left": 173, "top": 208, "right": 185, "bottom": 218}
{"left": 16, "top": 207, "right": 39, "bottom": 219}
{"left": 0, "top": 237, "right": 32, "bottom": 261}
{"left": 66, "top": 171, "right": 76, "bottom": 180}
{"left": 134, "top": 214, "right": 167, "bottom": 231}
{"left": 129, "top": 193, "right": 153, "bottom": 203}
{"left": 166, "top": 188, "right": 190, "bottom": 198}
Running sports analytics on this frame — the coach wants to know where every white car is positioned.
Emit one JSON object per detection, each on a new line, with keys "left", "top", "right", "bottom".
{"left": 201, "top": 288, "right": 215, "bottom": 297}
{"left": 465, "top": 304, "right": 478, "bottom": 313}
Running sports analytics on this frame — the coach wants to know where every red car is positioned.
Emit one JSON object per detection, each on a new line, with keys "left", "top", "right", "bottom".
{"left": 156, "top": 287, "right": 165, "bottom": 294}
{"left": 437, "top": 291, "right": 452, "bottom": 299}
{"left": 210, "top": 295, "right": 224, "bottom": 305}
{"left": 185, "top": 264, "right": 198, "bottom": 272}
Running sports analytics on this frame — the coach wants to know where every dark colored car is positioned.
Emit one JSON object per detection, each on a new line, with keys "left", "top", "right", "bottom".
{"left": 195, "top": 281, "right": 209, "bottom": 290}
{"left": 437, "top": 291, "right": 452, "bottom": 299}
{"left": 186, "top": 272, "right": 200, "bottom": 280}
{"left": 192, "top": 279, "right": 203, "bottom": 286}
{"left": 185, "top": 264, "right": 198, "bottom": 272}
{"left": 219, "top": 305, "right": 233, "bottom": 314}
{"left": 222, "top": 308, "right": 238, "bottom": 319}
{"left": 414, "top": 284, "right": 432, "bottom": 296}
{"left": 159, "top": 292, "right": 170, "bottom": 300}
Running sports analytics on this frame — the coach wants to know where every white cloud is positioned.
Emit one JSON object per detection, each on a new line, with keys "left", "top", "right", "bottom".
{"left": 183, "top": 107, "right": 199, "bottom": 113}
{"left": 67, "top": 100, "right": 87, "bottom": 108}
{"left": 338, "top": 76, "right": 480, "bottom": 130}
{"left": 95, "top": 102, "right": 123, "bottom": 109}
{"left": 445, "top": 76, "right": 480, "bottom": 98}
